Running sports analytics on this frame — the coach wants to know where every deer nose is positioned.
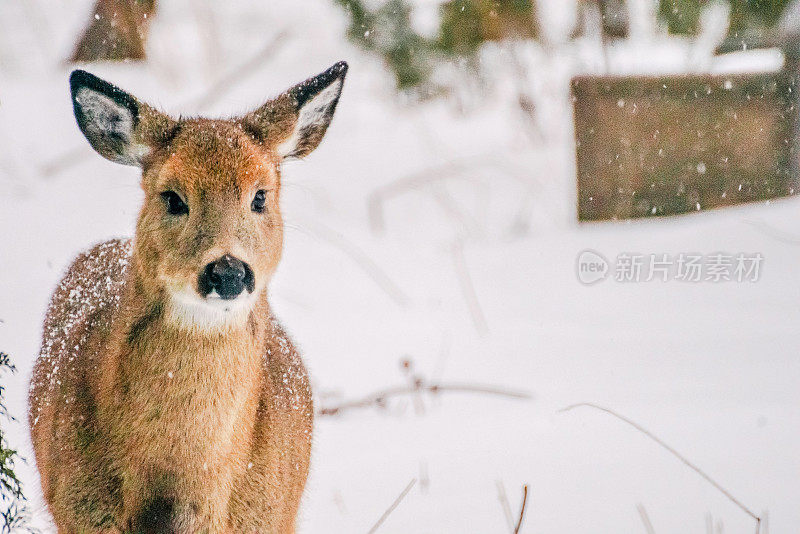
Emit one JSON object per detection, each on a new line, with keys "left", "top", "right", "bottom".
{"left": 198, "top": 254, "right": 255, "bottom": 300}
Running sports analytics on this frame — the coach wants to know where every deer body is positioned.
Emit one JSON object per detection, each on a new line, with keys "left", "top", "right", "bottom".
{"left": 29, "top": 63, "right": 348, "bottom": 533}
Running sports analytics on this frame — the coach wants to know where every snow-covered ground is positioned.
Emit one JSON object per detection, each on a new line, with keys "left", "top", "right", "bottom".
{"left": 1, "top": 1, "right": 798, "bottom": 533}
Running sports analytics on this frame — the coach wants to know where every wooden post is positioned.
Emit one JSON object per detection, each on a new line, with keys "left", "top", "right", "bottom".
{"left": 572, "top": 70, "right": 800, "bottom": 220}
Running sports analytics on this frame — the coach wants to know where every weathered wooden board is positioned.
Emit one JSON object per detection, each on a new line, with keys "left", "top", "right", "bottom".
{"left": 572, "top": 72, "right": 800, "bottom": 221}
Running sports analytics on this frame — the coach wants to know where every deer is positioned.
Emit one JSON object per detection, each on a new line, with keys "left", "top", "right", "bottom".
{"left": 28, "top": 61, "right": 348, "bottom": 533}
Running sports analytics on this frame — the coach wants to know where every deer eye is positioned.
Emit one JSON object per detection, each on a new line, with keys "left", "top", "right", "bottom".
{"left": 251, "top": 189, "right": 267, "bottom": 213}
{"left": 161, "top": 191, "right": 188, "bottom": 216}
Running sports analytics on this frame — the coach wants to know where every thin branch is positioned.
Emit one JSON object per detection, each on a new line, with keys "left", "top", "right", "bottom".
{"left": 333, "top": 490, "right": 347, "bottom": 515}
{"left": 496, "top": 480, "right": 514, "bottom": 533}
{"left": 636, "top": 503, "right": 655, "bottom": 534}
{"left": 506, "top": 45, "right": 544, "bottom": 145}
{"left": 451, "top": 239, "right": 488, "bottom": 334}
{"left": 39, "top": 146, "right": 94, "bottom": 178}
{"left": 367, "top": 156, "right": 477, "bottom": 234}
{"left": 429, "top": 185, "right": 480, "bottom": 237}
{"left": 560, "top": 403, "right": 761, "bottom": 534}
{"left": 190, "top": 0, "right": 223, "bottom": 78}
{"left": 366, "top": 478, "right": 416, "bottom": 534}
{"left": 367, "top": 152, "right": 530, "bottom": 235}
{"left": 418, "top": 461, "right": 430, "bottom": 493}
{"left": 430, "top": 332, "right": 451, "bottom": 385}
{"left": 513, "top": 485, "right": 529, "bottom": 534}
{"left": 743, "top": 218, "right": 800, "bottom": 246}
{"left": 298, "top": 220, "right": 409, "bottom": 307}
{"left": 433, "top": 383, "right": 531, "bottom": 399}
{"left": 318, "top": 380, "right": 531, "bottom": 416}
{"left": 186, "top": 30, "right": 288, "bottom": 110}
{"left": 402, "top": 366, "right": 426, "bottom": 416}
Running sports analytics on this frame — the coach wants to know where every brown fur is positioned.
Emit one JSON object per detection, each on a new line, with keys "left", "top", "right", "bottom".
{"left": 29, "top": 66, "right": 346, "bottom": 533}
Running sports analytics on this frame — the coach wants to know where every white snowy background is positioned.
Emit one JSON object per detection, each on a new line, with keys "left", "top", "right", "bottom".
{"left": 0, "top": 0, "right": 798, "bottom": 532}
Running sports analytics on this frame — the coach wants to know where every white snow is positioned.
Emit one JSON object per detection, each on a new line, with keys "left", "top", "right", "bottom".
{"left": 0, "top": 1, "right": 798, "bottom": 533}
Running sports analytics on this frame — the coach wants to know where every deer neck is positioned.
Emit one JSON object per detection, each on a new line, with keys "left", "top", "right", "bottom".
{"left": 101, "top": 265, "right": 267, "bottom": 456}
{"left": 92, "top": 266, "right": 268, "bottom": 519}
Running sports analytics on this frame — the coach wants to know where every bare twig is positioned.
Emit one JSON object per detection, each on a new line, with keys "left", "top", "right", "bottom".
{"left": 496, "top": 480, "right": 515, "bottom": 533}
{"left": 429, "top": 184, "right": 480, "bottom": 237}
{"left": 367, "top": 156, "right": 479, "bottom": 234}
{"left": 451, "top": 239, "right": 489, "bottom": 334}
{"left": 743, "top": 218, "right": 800, "bottom": 246}
{"left": 513, "top": 485, "right": 529, "bottom": 534}
{"left": 187, "top": 30, "right": 288, "bottom": 110}
{"left": 318, "top": 379, "right": 531, "bottom": 416}
{"left": 190, "top": 0, "right": 223, "bottom": 78}
{"left": 19, "top": 0, "right": 53, "bottom": 63}
{"left": 636, "top": 503, "right": 655, "bottom": 534}
{"left": 366, "top": 478, "right": 416, "bottom": 534}
{"left": 560, "top": 403, "right": 761, "bottom": 534}
{"left": 298, "top": 220, "right": 409, "bottom": 307}
{"left": 431, "top": 332, "right": 451, "bottom": 385}
{"left": 333, "top": 490, "right": 347, "bottom": 515}
{"left": 506, "top": 45, "right": 544, "bottom": 145}
{"left": 367, "top": 152, "right": 529, "bottom": 234}
{"left": 400, "top": 361, "right": 426, "bottom": 416}
{"left": 40, "top": 146, "right": 93, "bottom": 178}
{"left": 419, "top": 462, "right": 430, "bottom": 493}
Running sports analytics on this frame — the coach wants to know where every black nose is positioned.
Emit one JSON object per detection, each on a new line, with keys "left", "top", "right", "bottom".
{"left": 198, "top": 255, "right": 255, "bottom": 300}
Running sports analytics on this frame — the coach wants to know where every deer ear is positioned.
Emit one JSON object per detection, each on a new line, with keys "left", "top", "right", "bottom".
{"left": 243, "top": 61, "right": 348, "bottom": 160}
{"left": 70, "top": 70, "right": 174, "bottom": 166}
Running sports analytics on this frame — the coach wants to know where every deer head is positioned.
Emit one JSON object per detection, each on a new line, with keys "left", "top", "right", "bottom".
{"left": 69, "top": 62, "right": 348, "bottom": 330}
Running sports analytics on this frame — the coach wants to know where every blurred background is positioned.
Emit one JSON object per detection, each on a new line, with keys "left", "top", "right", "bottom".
{"left": 1, "top": 0, "right": 799, "bottom": 532}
